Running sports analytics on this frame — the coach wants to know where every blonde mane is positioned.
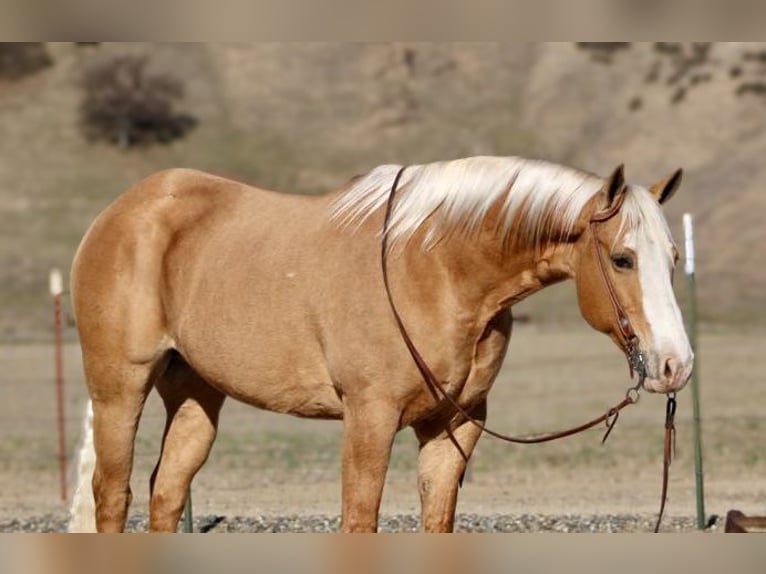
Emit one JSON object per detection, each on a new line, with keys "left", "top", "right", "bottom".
{"left": 331, "top": 156, "right": 606, "bottom": 250}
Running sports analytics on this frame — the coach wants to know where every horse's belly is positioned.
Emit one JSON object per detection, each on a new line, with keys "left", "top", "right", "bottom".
{"left": 241, "top": 381, "right": 344, "bottom": 419}
{"left": 204, "top": 367, "right": 343, "bottom": 419}
{"left": 178, "top": 334, "right": 344, "bottom": 419}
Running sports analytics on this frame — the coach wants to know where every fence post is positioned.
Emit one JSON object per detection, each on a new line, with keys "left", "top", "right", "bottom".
{"left": 49, "top": 268, "right": 67, "bottom": 502}
{"left": 183, "top": 488, "right": 193, "bottom": 532}
{"left": 683, "top": 214, "right": 706, "bottom": 530}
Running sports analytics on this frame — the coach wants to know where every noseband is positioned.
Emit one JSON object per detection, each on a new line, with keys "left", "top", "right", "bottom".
{"left": 380, "top": 166, "right": 676, "bottom": 532}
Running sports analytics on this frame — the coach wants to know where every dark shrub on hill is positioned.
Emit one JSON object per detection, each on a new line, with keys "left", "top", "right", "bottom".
{"left": 78, "top": 54, "right": 196, "bottom": 148}
{"left": 0, "top": 43, "right": 52, "bottom": 79}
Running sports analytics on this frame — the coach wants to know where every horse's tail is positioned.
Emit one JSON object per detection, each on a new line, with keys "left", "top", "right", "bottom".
{"left": 67, "top": 400, "right": 97, "bottom": 532}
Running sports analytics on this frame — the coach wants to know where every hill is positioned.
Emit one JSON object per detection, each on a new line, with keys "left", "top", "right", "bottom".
{"left": 1, "top": 42, "right": 764, "bottom": 341}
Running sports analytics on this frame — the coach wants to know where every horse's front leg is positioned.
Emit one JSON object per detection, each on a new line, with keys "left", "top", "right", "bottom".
{"left": 340, "top": 399, "right": 400, "bottom": 533}
{"left": 412, "top": 400, "right": 486, "bottom": 532}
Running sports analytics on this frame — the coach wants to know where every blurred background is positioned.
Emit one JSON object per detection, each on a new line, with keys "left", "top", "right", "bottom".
{"left": 0, "top": 42, "right": 763, "bottom": 531}
{"left": 2, "top": 41, "right": 766, "bottom": 339}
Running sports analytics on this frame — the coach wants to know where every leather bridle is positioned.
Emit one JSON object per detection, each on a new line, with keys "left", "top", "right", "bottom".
{"left": 380, "top": 166, "right": 676, "bottom": 532}
{"left": 588, "top": 186, "right": 677, "bottom": 533}
{"left": 588, "top": 190, "right": 647, "bottom": 382}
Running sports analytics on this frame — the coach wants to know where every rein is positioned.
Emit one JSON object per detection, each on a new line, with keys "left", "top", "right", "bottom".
{"left": 381, "top": 166, "right": 676, "bottom": 532}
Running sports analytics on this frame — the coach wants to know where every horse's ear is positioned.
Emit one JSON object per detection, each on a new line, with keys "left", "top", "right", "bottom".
{"left": 603, "top": 164, "right": 626, "bottom": 208}
{"left": 650, "top": 168, "right": 683, "bottom": 204}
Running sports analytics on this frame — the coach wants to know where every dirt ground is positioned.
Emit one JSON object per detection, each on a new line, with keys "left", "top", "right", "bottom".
{"left": 1, "top": 324, "right": 764, "bottom": 528}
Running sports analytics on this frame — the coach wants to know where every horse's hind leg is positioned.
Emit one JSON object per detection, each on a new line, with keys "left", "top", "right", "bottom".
{"left": 149, "top": 354, "right": 225, "bottom": 532}
{"left": 412, "top": 399, "right": 486, "bottom": 532}
{"left": 86, "top": 357, "right": 166, "bottom": 532}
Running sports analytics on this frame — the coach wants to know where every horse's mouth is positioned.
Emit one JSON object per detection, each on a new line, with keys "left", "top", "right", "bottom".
{"left": 642, "top": 373, "right": 691, "bottom": 394}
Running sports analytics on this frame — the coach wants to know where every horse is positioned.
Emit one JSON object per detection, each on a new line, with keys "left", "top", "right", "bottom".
{"left": 69, "top": 155, "right": 693, "bottom": 533}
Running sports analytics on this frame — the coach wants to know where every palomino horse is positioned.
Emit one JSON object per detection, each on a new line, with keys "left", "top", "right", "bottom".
{"left": 70, "top": 156, "right": 693, "bottom": 532}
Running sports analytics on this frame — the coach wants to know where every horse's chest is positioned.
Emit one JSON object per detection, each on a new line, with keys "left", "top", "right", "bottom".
{"left": 404, "top": 310, "right": 512, "bottom": 425}
{"left": 458, "top": 310, "right": 512, "bottom": 402}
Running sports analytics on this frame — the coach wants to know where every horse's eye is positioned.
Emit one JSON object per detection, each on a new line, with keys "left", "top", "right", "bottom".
{"left": 611, "top": 254, "right": 634, "bottom": 270}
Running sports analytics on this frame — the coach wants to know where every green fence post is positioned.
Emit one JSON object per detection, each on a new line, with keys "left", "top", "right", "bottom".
{"left": 183, "top": 488, "right": 193, "bottom": 533}
{"left": 683, "top": 213, "right": 706, "bottom": 530}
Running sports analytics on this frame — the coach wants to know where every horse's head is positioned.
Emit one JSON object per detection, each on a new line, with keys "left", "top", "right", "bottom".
{"left": 574, "top": 165, "right": 693, "bottom": 393}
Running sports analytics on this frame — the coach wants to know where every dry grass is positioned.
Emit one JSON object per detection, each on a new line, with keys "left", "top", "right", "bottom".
{"left": 1, "top": 325, "right": 763, "bottom": 523}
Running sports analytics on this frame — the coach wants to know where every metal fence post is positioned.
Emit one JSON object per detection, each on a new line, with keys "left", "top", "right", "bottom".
{"left": 183, "top": 488, "right": 193, "bottom": 532}
{"left": 683, "top": 213, "right": 706, "bottom": 530}
{"left": 50, "top": 268, "right": 67, "bottom": 502}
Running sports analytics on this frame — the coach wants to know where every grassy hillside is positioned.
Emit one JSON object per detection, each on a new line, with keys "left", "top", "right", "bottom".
{"left": 1, "top": 42, "right": 764, "bottom": 341}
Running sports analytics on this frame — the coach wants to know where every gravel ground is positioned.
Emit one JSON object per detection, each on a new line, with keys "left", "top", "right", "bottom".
{"left": 0, "top": 513, "right": 717, "bottom": 533}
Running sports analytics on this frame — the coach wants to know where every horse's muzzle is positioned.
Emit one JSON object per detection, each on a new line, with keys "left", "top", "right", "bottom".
{"left": 642, "top": 350, "right": 693, "bottom": 393}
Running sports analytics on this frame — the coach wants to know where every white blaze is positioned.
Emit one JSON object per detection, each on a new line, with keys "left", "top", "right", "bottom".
{"left": 622, "top": 187, "right": 693, "bottom": 390}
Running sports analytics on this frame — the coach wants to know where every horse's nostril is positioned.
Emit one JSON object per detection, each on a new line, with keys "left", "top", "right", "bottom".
{"left": 664, "top": 358, "right": 674, "bottom": 380}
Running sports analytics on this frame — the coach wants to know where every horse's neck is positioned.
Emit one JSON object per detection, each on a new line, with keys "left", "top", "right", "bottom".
{"left": 381, "top": 181, "right": 598, "bottom": 329}
{"left": 408, "top": 231, "right": 580, "bottom": 323}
